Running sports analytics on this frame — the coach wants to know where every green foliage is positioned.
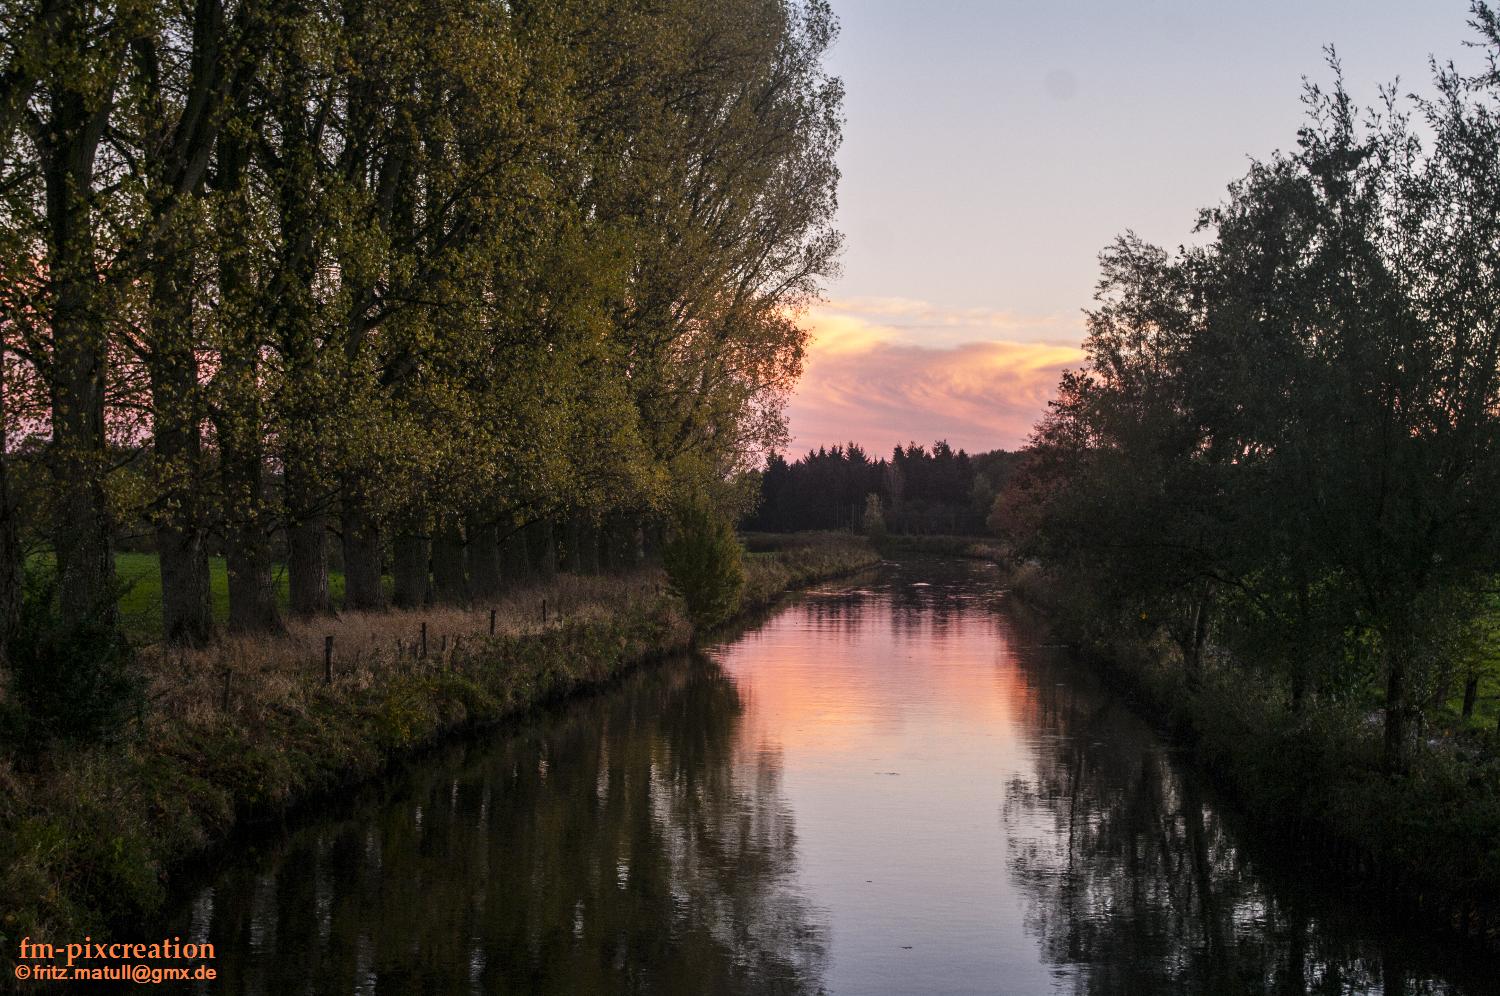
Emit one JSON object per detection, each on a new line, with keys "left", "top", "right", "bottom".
{"left": 662, "top": 501, "right": 747, "bottom": 632}
{"left": 4, "top": 577, "right": 143, "bottom": 747}
{"left": 1010, "top": 25, "right": 1500, "bottom": 769}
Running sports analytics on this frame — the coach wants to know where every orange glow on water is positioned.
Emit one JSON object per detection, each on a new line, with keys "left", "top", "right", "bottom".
{"left": 708, "top": 583, "right": 1041, "bottom": 767}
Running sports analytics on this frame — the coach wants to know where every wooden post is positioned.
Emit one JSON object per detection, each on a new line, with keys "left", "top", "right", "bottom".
{"left": 489, "top": 607, "right": 497, "bottom": 636}
{"left": 221, "top": 669, "right": 232, "bottom": 712}
{"left": 440, "top": 634, "right": 447, "bottom": 655}
{"left": 542, "top": 598, "right": 547, "bottom": 624}
{"left": 421, "top": 621, "right": 428, "bottom": 658}
{"left": 324, "top": 635, "right": 334, "bottom": 685}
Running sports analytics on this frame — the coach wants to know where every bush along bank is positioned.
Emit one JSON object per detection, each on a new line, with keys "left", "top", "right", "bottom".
{"left": 1005, "top": 561, "right": 1500, "bottom": 950}
{"left": 0, "top": 535, "right": 879, "bottom": 955}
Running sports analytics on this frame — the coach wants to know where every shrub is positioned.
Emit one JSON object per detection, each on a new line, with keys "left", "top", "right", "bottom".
{"left": 662, "top": 499, "right": 746, "bottom": 632}
{"left": 5, "top": 577, "right": 143, "bottom": 747}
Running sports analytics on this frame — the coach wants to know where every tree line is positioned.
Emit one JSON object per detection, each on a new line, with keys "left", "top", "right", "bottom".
{"left": 998, "top": 5, "right": 1500, "bottom": 771}
{"left": 0, "top": 0, "right": 842, "bottom": 646}
{"left": 745, "top": 441, "right": 1023, "bottom": 534}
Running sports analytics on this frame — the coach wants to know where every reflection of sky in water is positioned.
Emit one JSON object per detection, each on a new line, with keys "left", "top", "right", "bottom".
{"left": 174, "top": 560, "right": 1484, "bottom": 995}
{"left": 709, "top": 562, "right": 1065, "bottom": 995}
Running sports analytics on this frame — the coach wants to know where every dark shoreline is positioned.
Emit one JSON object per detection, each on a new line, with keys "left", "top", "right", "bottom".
{"left": 999, "top": 565, "right": 1500, "bottom": 960}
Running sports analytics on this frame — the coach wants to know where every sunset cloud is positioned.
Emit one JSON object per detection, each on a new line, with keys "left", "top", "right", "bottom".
{"left": 786, "top": 300, "right": 1085, "bottom": 454}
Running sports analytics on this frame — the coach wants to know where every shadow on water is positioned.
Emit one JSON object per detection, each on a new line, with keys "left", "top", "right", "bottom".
{"left": 164, "top": 558, "right": 1499, "bottom": 995}
{"left": 168, "top": 656, "right": 828, "bottom": 995}
{"left": 1001, "top": 610, "right": 1498, "bottom": 996}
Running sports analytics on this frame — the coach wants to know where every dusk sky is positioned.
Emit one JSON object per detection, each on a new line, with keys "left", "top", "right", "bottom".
{"left": 787, "top": 0, "right": 1484, "bottom": 455}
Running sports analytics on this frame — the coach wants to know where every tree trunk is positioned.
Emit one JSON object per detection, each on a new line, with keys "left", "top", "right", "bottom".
{"left": 43, "top": 80, "right": 116, "bottom": 624}
{"left": 392, "top": 530, "right": 430, "bottom": 608}
{"left": 1185, "top": 587, "right": 1210, "bottom": 681}
{"left": 642, "top": 519, "right": 664, "bottom": 564}
{"left": 1462, "top": 675, "right": 1479, "bottom": 721}
{"left": 149, "top": 242, "right": 212, "bottom": 644}
{"left": 214, "top": 131, "right": 280, "bottom": 634}
{"left": 0, "top": 353, "right": 22, "bottom": 659}
{"left": 430, "top": 517, "right": 467, "bottom": 603}
{"left": 599, "top": 516, "right": 619, "bottom": 573}
{"left": 1290, "top": 575, "right": 1311, "bottom": 712}
{"left": 528, "top": 519, "right": 557, "bottom": 579}
{"left": 467, "top": 516, "right": 503, "bottom": 598}
{"left": 1383, "top": 639, "right": 1411, "bottom": 773}
{"left": 158, "top": 519, "right": 211, "bottom": 643}
{"left": 274, "top": 40, "right": 328, "bottom": 619}
{"left": 286, "top": 465, "right": 330, "bottom": 616}
{"left": 341, "top": 489, "right": 385, "bottom": 611}
{"left": 222, "top": 443, "right": 280, "bottom": 633}
{"left": 561, "top": 515, "right": 584, "bottom": 572}
{"left": 501, "top": 526, "right": 530, "bottom": 586}
{"left": 573, "top": 516, "right": 599, "bottom": 574}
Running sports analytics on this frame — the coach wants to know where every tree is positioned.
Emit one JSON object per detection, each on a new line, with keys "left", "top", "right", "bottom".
{"left": 1017, "top": 33, "right": 1500, "bottom": 770}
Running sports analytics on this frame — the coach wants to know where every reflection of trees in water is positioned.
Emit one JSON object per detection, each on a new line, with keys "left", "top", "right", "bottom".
{"left": 886, "top": 560, "right": 1003, "bottom": 640}
{"left": 182, "top": 658, "right": 827, "bottom": 995}
{"left": 787, "top": 559, "right": 1004, "bottom": 644}
{"left": 796, "top": 591, "right": 867, "bottom": 639}
{"left": 1003, "top": 647, "right": 1461, "bottom": 996}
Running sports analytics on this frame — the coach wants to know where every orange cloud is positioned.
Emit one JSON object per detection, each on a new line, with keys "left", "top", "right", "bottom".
{"left": 787, "top": 301, "right": 1085, "bottom": 453}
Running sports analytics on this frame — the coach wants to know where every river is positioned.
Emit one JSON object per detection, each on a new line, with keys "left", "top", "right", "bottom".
{"left": 168, "top": 559, "right": 1495, "bottom": 994}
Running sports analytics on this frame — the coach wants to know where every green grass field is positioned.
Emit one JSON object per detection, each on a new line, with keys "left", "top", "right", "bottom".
{"left": 32, "top": 552, "right": 368, "bottom": 640}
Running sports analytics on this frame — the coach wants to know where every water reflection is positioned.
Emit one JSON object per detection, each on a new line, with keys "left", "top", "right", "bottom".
{"left": 1002, "top": 619, "right": 1484, "bottom": 995}
{"left": 178, "top": 661, "right": 827, "bottom": 995}
{"left": 171, "top": 560, "right": 1493, "bottom": 995}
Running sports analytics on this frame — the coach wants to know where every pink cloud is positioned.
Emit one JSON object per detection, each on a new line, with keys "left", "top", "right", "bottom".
{"left": 786, "top": 303, "right": 1084, "bottom": 453}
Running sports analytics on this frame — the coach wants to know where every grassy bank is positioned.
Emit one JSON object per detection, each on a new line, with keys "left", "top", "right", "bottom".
{"left": 746, "top": 530, "right": 1007, "bottom": 563}
{"left": 1006, "top": 561, "right": 1500, "bottom": 949}
{"left": 870, "top": 533, "right": 1005, "bottom": 561}
{"left": 0, "top": 534, "right": 878, "bottom": 953}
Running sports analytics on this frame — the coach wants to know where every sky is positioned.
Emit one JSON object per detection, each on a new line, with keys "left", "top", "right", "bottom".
{"left": 785, "top": 0, "right": 1485, "bottom": 456}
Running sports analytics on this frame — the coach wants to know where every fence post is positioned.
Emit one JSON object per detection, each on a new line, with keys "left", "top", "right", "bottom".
{"left": 221, "top": 669, "right": 232, "bottom": 712}
{"left": 324, "top": 635, "right": 334, "bottom": 685}
{"left": 421, "top": 621, "right": 428, "bottom": 658}
{"left": 542, "top": 598, "right": 547, "bottom": 624}
{"left": 490, "top": 608, "right": 497, "bottom": 636}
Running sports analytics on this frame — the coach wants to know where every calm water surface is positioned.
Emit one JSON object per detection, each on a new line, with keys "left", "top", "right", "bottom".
{"left": 170, "top": 559, "right": 1497, "bottom": 994}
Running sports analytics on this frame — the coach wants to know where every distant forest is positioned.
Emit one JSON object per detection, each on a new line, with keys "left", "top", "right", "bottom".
{"left": 744, "top": 443, "right": 1023, "bottom": 535}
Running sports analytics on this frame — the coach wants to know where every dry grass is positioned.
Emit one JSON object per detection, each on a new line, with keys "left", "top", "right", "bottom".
{"left": 144, "top": 570, "right": 667, "bottom": 727}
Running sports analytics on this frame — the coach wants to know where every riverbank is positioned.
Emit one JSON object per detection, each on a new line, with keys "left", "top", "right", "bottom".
{"left": 0, "top": 533, "right": 878, "bottom": 953}
{"left": 871, "top": 533, "right": 1006, "bottom": 560}
{"left": 1005, "top": 560, "right": 1500, "bottom": 950}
